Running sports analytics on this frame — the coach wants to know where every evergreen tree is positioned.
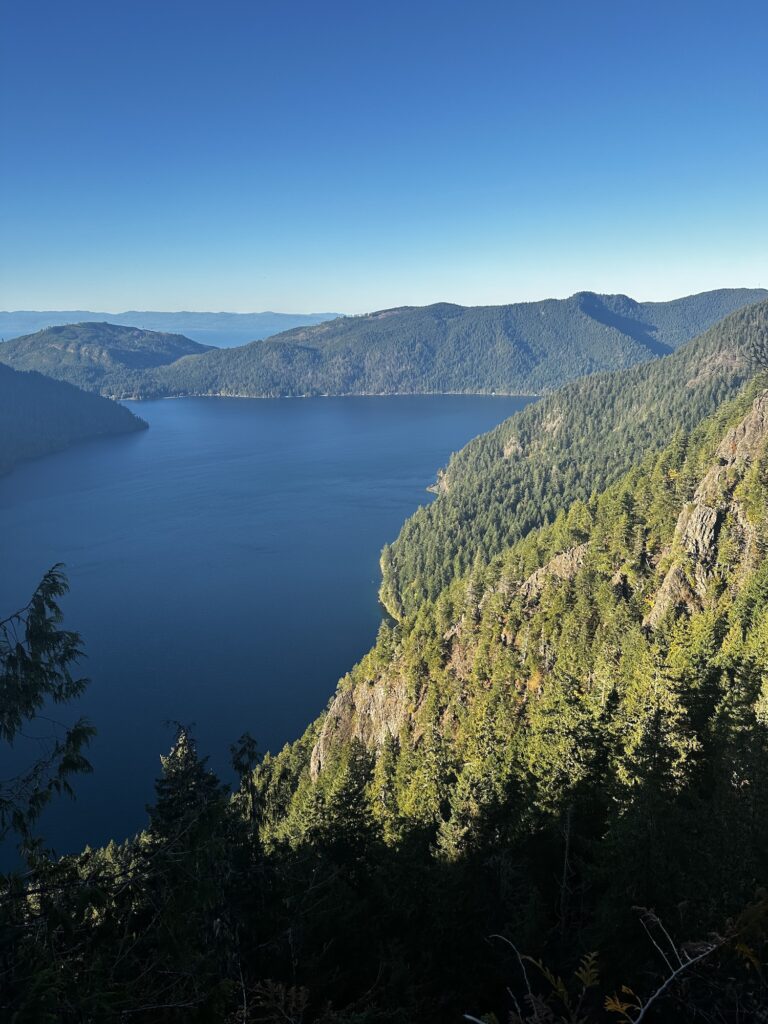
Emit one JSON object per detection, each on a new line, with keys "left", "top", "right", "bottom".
{"left": 0, "top": 565, "right": 93, "bottom": 860}
{"left": 147, "top": 725, "right": 228, "bottom": 841}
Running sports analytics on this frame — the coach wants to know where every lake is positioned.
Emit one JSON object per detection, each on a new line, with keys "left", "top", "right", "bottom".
{"left": 0, "top": 394, "right": 533, "bottom": 854}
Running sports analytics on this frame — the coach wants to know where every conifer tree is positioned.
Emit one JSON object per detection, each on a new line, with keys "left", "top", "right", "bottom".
{"left": 147, "top": 726, "right": 227, "bottom": 841}
{"left": 0, "top": 565, "right": 93, "bottom": 860}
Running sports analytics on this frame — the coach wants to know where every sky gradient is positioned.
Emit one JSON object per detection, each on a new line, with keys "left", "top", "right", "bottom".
{"left": 1, "top": 0, "right": 766, "bottom": 313}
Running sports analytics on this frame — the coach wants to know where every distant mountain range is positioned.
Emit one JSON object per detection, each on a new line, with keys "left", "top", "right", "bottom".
{"left": 1, "top": 288, "right": 766, "bottom": 399}
{"left": 0, "top": 362, "right": 146, "bottom": 476}
{"left": 0, "top": 310, "right": 341, "bottom": 348}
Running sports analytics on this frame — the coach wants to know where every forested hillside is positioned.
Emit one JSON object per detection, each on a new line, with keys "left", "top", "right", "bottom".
{"left": 3, "top": 362, "right": 768, "bottom": 1021}
{"left": 382, "top": 299, "right": 768, "bottom": 617}
{"left": 0, "top": 322, "right": 212, "bottom": 396}
{"left": 149, "top": 287, "right": 767, "bottom": 398}
{"left": 2, "top": 289, "right": 765, "bottom": 400}
{"left": 255, "top": 375, "right": 768, "bottom": 1018}
{"left": 0, "top": 363, "right": 146, "bottom": 475}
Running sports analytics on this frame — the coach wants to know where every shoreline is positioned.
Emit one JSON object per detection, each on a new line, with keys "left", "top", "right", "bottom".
{"left": 117, "top": 389, "right": 542, "bottom": 402}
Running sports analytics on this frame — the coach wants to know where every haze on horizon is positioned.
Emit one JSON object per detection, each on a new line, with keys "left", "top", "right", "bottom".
{"left": 5, "top": 280, "right": 768, "bottom": 320}
{"left": 1, "top": 0, "right": 766, "bottom": 314}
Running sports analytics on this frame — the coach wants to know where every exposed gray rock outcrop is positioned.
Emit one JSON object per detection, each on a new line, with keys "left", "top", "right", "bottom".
{"left": 311, "top": 392, "right": 768, "bottom": 777}
{"left": 310, "top": 675, "right": 412, "bottom": 777}
{"left": 519, "top": 544, "right": 589, "bottom": 602}
{"left": 645, "top": 391, "right": 767, "bottom": 628}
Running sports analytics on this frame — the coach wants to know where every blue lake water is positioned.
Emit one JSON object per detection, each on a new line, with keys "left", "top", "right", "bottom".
{"left": 0, "top": 394, "right": 532, "bottom": 854}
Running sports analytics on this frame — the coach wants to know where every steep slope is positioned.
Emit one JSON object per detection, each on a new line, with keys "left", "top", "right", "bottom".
{"left": 9, "top": 376, "right": 768, "bottom": 1022}
{"left": 251, "top": 379, "right": 768, "bottom": 1014}
{"left": 0, "top": 322, "right": 212, "bottom": 396}
{"left": 314, "top": 379, "right": 768, "bottom": 777}
{"left": 381, "top": 299, "right": 768, "bottom": 617}
{"left": 150, "top": 287, "right": 767, "bottom": 399}
{"left": 0, "top": 310, "right": 340, "bottom": 348}
{"left": 0, "top": 363, "right": 147, "bottom": 475}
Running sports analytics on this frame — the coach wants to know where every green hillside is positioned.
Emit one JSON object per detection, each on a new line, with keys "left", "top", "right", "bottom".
{"left": 381, "top": 299, "right": 768, "bottom": 617}
{"left": 0, "top": 362, "right": 146, "bottom": 475}
{"left": 151, "top": 287, "right": 767, "bottom": 398}
{"left": 0, "top": 322, "right": 212, "bottom": 396}
{"left": 252, "top": 371, "right": 768, "bottom": 1018}
{"left": 6, "top": 365, "right": 768, "bottom": 1020}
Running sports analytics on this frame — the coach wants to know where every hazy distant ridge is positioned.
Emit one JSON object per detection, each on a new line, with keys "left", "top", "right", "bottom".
{"left": 0, "top": 310, "right": 341, "bottom": 348}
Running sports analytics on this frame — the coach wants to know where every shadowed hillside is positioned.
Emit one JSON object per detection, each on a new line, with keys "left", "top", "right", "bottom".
{"left": 0, "top": 362, "right": 146, "bottom": 475}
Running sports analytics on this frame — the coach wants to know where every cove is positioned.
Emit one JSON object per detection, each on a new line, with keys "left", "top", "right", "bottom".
{"left": 0, "top": 394, "right": 533, "bottom": 853}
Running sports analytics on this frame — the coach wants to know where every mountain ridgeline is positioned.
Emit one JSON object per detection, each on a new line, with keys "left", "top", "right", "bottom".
{"left": 1, "top": 288, "right": 765, "bottom": 399}
{"left": 0, "top": 362, "right": 146, "bottom": 476}
{"left": 6, "top": 346, "right": 768, "bottom": 1020}
{"left": 381, "top": 299, "right": 768, "bottom": 617}
{"left": 149, "top": 287, "right": 768, "bottom": 397}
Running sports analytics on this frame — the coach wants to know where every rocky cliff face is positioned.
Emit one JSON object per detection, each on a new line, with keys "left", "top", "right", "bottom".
{"left": 519, "top": 544, "right": 589, "bottom": 603}
{"left": 311, "top": 391, "right": 768, "bottom": 778}
{"left": 645, "top": 391, "right": 767, "bottom": 628}
{"left": 312, "top": 539, "right": 596, "bottom": 776}
{"left": 310, "top": 675, "right": 413, "bottom": 776}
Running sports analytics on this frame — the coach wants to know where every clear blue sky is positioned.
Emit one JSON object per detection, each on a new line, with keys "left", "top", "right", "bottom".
{"left": 1, "top": 0, "right": 766, "bottom": 313}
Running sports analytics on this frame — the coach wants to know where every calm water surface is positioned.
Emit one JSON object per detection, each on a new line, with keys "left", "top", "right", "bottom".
{"left": 0, "top": 395, "right": 532, "bottom": 852}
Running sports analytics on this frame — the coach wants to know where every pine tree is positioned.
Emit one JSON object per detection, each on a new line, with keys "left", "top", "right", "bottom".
{"left": 319, "top": 740, "right": 379, "bottom": 859}
{"left": 231, "top": 730, "right": 261, "bottom": 836}
{"left": 0, "top": 565, "right": 94, "bottom": 859}
{"left": 147, "top": 726, "right": 227, "bottom": 841}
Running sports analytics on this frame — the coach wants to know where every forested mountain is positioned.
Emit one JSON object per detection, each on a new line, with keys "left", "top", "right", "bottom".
{"left": 258, "top": 373, "right": 768, "bottom": 1018}
{"left": 4, "top": 367, "right": 768, "bottom": 1020}
{"left": 0, "top": 310, "right": 340, "bottom": 348}
{"left": 148, "top": 287, "right": 767, "bottom": 398}
{"left": 0, "top": 363, "right": 146, "bottom": 475}
{"left": 382, "top": 299, "right": 768, "bottom": 617}
{"left": 0, "top": 322, "right": 212, "bottom": 395}
{"left": 2, "top": 289, "right": 765, "bottom": 400}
